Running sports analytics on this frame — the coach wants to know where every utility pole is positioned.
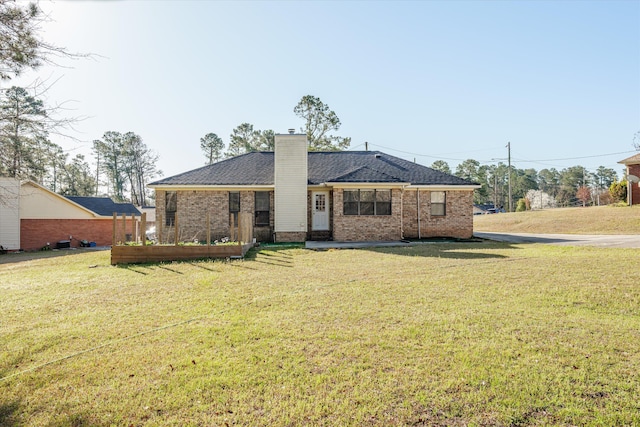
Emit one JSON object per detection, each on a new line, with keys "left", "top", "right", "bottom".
{"left": 95, "top": 151, "right": 100, "bottom": 197}
{"left": 507, "top": 142, "right": 512, "bottom": 212}
{"left": 494, "top": 174, "right": 498, "bottom": 209}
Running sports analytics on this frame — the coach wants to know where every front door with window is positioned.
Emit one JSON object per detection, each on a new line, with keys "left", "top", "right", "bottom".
{"left": 312, "top": 191, "right": 330, "bottom": 231}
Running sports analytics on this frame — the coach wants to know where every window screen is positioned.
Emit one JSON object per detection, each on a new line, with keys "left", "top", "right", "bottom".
{"left": 255, "top": 192, "right": 270, "bottom": 226}
{"left": 431, "top": 191, "right": 446, "bottom": 216}
{"left": 165, "top": 191, "right": 177, "bottom": 226}
{"left": 343, "top": 189, "right": 392, "bottom": 216}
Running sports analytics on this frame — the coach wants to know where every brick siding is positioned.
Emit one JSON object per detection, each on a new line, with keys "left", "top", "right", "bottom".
{"left": 275, "top": 231, "right": 307, "bottom": 242}
{"left": 154, "top": 187, "right": 475, "bottom": 243}
{"left": 20, "top": 218, "right": 137, "bottom": 251}
{"left": 629, "top": 164, "right": 640, "bottom": 205}
{"left": 402, "top": 190, "right": 474, "bottom": 239}
{"left": 156, "top": 190, "right": 274, "bottom": 244}
{"left": 332, "top": 188, "right": 403, "bottom": 241}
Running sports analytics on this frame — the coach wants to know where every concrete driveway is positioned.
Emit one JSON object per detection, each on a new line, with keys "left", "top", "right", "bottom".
{"left": 475, "top": 232, "right": 640, "bottom": 249}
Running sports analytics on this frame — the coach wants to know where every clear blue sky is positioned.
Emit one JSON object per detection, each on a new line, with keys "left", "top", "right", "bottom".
{"left": 15, "top": 0, "right": 640, "bottom": 180}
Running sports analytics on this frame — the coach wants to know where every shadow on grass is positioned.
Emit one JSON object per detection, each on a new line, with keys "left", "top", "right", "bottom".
{"left": 119, "top": 265, "right": 149, "bottom": 275}
{"left": 364, "top": 241, "right": 518, "bottom": 259}
{"left": 187, "top": 262, "right": 218, "bottom": 272}
{"left": 0, "top": 400, "right": 21, "bottom": 427}
{"left": 243, "top": 245, "right": 298, "bottom": 267}
{"left": 154, "top": 264, "right": 184, "bottom": 274}
{"left": 118, "top": 261, "right": 218, "bottom": 274}
{"left": 48, "top": 412, "right": 111, "bottom": 427}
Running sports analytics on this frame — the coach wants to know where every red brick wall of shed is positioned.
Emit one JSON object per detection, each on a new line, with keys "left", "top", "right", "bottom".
{"left": 629, "top": 164, "right": 640, "bottom": 205}
{"left": 155, "top": 190, "right": 274, "bottom": 243}
{"left": 20, "top": 218, "right": 135, "bottom": 251}
{"left": 402, "top": 190, "right": 474, "bottom": 239}
{"left": 332, "top": 188, "right": 403, "bottom": 241}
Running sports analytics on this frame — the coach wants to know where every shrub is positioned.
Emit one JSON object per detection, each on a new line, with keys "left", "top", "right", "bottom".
{"left": 609, "top": 180, "right": 627, "bottom": 203}
{"left": 516, "top": 198, "right": 527, "bottom": 212}
{"left": 608, "top": 201, "right": 629, "bottom": 208}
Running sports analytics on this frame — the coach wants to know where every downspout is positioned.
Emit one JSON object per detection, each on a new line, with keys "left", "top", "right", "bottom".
{"left": 417, "top": 189, "right": 421, "bottom": 239}
{"left": 400, "top": 186, "right": 404, "bottom": 239}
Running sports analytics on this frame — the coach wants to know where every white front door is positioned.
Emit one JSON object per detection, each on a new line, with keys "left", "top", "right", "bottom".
{"left": 312, "top": 191, "right": 330, "bottom": 231}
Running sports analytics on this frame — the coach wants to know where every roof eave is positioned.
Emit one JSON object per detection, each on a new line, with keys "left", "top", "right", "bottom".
{"left": 148, "top": 184, "right": 275, "bottom": 191}
{"left": 618, "top": 153, "right": 640, "bottom": 165}
{"left": 324, "top": 182, "right": 411, "bottom": 188}
{"left": 406, "top": 184, "right": 482, "bottom": 190}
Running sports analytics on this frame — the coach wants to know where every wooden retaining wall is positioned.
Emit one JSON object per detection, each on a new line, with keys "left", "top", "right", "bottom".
{"left": 111, "top": 243, "right": 253, "bottom": 265}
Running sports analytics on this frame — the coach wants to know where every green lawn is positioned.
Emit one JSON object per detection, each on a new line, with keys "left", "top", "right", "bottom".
{"left": 474, "top": 205, "right": 640, "bottom": 235}
{"left": 2, "top": 243, "right": 640, "bottom": 426}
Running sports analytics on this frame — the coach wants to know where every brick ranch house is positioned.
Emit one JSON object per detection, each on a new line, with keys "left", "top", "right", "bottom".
{"left": 149, "top": 134, "right": 480, "bottom": 243}
{"left": 618, "top": 153, "right": 640, "bottom": 206}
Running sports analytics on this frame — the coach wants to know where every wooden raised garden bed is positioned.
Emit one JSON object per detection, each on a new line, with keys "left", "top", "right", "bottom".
{"left": 110, "top": 211, "right": 254, "bottom": 265}
{"left": 111, "top": 243, "right": 253, "bottom": 265}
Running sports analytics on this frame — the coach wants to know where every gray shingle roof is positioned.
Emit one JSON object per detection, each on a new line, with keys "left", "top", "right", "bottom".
{"left": 149, "top": 151, "right": 476, "bottom": 187}
{"left": 66, "top": 196, "right": 141, "bottom": 216}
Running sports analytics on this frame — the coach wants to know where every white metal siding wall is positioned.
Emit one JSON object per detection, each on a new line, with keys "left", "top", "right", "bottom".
{"left": 0, "top": 178, "right": 21, "bottom": 249}
{"left": 20, "top": 182, "right": 94, "bottom": 219}
{"left": 274, "top": 135, "right": 308, "bottom": 232}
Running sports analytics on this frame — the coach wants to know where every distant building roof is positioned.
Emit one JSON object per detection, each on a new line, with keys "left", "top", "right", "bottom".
{"left": 149, "top": 151, "right": 477, "bottom": 187}
{"left": 66, "top": 196, "right": 141, "bottom": 217}
{"left": 619, "top": 153, "right": 640, "bottom": 165}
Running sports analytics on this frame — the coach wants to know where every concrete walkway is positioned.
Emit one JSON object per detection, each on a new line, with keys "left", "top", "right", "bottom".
{"left": 475, "top": 232, "right": 640, "bottom": 249}
{"left": 305, "top": 240, "right": 415, "bottom": 250}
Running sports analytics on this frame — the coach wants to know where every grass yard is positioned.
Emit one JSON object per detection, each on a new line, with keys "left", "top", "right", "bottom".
{"left": 2, "top": 243, "right": 640, "bottom": 426}
{"left": 474, "top": 205, "right": 640, "bottom": 234}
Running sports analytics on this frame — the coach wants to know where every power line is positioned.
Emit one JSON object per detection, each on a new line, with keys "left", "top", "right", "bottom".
{"left": 512, "top": 150, "right": 636, "bottom": 163}
{"left": 367, "top": 143, "right": 472, "bottom": 161}
{"left": 364, "top": 143, "right": 636, "bottom": 165}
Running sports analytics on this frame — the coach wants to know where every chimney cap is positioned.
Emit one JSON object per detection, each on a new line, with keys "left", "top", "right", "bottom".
{"left": 288, "top": 128, "right": 295, "bottom": 134}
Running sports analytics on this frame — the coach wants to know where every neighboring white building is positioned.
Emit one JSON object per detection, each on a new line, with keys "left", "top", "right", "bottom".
{"left": 0, "top": 178, "right": 21, "bottom": 250}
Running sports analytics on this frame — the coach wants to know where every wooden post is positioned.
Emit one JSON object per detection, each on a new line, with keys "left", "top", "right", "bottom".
{"left": 112, "top": 212, "right": 117, "bottom": 246}
{"left": 175, "top": 212, "right": 179, "bottom": 246}
{"left": 158, "top": 213, "right": 163, "bottom": 245}
{"left": 141, "top": 212, "right": 147, "bottom": 246}
{"left": 121, "top": 213, "right": 126, "bottom": 243}
{"left": 130, "top": 214, "right": 135, "bottom": 242}
{"left": 207, "top": 212, "right": 211, "bottom": 247}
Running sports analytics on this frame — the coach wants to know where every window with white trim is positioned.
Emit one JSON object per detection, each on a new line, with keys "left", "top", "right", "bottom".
{"left": 343, "top": 189, "right": 391, "bottom": 216}
{"left": 430, "top": 191, "right": 446, "bottom": 216}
